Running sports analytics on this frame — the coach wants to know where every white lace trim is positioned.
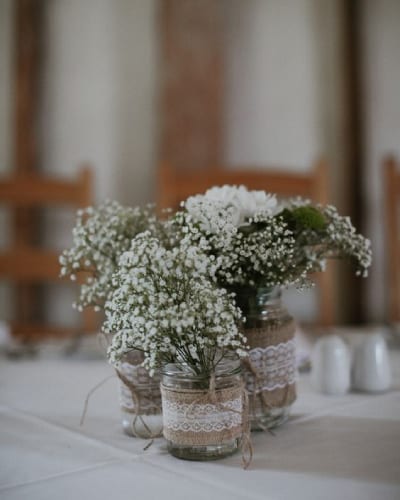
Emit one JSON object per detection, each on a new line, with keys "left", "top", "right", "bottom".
{"left": 162, "top": 397, "right": 242, "bottom": 433}
{"left": 118, "top": 361, "right": 160, "bottom": 412}
{"left": 244, "top": 339, "right": 297, "bottom": 393}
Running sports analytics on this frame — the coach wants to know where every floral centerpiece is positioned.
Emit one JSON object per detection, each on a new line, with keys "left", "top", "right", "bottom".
{"left": 104, "top": 232, "right": 249, "bottom": 460}
{"left": 61, "top": 185, "right": 372, "bottom": 443}
{"left": 172, "top": 185, "right": 372, "bottom": 429}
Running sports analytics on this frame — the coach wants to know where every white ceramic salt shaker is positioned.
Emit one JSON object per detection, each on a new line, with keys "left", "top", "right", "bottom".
{"left": 352, "top": 333, "right": 392, "bottom": 392}
{"left": 311, "top": 335, "right": 351, "bottom": 395}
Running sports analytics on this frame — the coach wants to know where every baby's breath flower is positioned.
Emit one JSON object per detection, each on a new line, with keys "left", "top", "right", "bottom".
{"left": 104, "top": 233, "right": 247, "bottom": 376}
{"left": 60, "top": 200, "right": 174, "bottom": 311}
{"left": 173, "top": 186, "right": 372, "bottom": 291}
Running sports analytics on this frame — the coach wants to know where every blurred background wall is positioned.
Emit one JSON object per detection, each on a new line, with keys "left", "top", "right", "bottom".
{"left": 361, "top": 0, "right": 400, "bottom": 323}
{"left": 0, "top": 0, "right": 399, "bottom": 328}
{"left": 224, "top": 0, "right": 321, "bottom": 169}
{"left": 224, "top": 0, "right": 322, "bottom": 321}
{"left": 40, "top": 0, "right": 158, "bottom": 206}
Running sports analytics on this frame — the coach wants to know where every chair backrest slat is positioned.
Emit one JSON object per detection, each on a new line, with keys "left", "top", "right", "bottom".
{"left": 0, "top": 250, "right": 60, "bottom": 281}
{"left": 158, "top": 159, "right": 329, "bottom": 211}
{"left": 0, "top": 165, "right": 96, "bottom": 340}
{"left": 0, "top": 167, "right": 92, "bottom": 207}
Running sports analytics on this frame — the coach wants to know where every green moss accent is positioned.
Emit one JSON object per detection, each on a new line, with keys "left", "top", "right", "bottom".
{"left": 279, "top": 206, "right": 326, "bottom": 232}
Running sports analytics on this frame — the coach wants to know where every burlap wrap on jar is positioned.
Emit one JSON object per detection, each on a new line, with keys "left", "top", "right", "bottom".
{"left": 242, "top": 318, "right": 297, "bottom": 427}
{"left": 160, "top": 358, "right": 253, "bottom": 464}
{"left": 160, "top": 383, "right": 244, "bottom": 447}
{"left": 116, "top": 350, "right": 163, "bottom": 438}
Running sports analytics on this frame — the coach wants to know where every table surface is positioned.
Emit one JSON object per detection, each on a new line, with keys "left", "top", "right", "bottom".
{"left": 1, "top": 340, "right": 400, "bottom": 500}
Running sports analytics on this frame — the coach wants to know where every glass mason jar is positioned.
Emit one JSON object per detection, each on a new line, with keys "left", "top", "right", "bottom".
{"left": 160, "top": 356, "right": 244, "bottom": 461}
{"left": 234, "top": 286, "right": 297, "bottom": 430}
{"left": 117, "top": 350, "right": 163, "bottom": 438}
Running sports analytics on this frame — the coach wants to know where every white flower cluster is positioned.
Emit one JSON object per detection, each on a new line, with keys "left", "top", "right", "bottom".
{"left": 278, "top": 199, "right": 372, "bottom": 278}
{"left": 321, "top": 204, "right": 372, "bottom": 277}
{"left": 184, "top": 185, "right": 277, "bottom": 234}
{"left": 60, "top": 186, "right": 372, "bottom": 378}
{"left": 174, "top": 185, "right": 372, "bottom": 290}
{"left": 60, "top": 200, "right": 171, "bottom": 311}
{"left": 104, "top": 233, "right": 247, "bottom": 376}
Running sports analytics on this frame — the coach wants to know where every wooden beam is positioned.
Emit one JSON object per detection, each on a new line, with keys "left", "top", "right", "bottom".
{"left": 384, "top": 156, "right": 400, "bottom": 322}
{"left": 12, "top": 0, "right": 45, "bottom": 331}
{"left": 343, "top": 0, "right": 364, "bottom": 323}
{"left": 159, "top": 0, "right": 223, "bottom": 170}
{"left": 14, "top": 0, "right": 44, "bottom": 174}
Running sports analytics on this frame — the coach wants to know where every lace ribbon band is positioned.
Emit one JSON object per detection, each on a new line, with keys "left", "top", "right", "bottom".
{"left": 160, "top": 383, "right": 243, "bottom": 446}
{"left": 243, "top": 320, "right": 297, "bottom": 410}
{"left": 243, "top": 339, "right": 297, "bottom": 393}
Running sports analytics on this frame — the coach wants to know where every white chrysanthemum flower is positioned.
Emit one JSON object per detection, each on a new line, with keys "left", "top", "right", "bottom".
{"left": 185, "top": 185, "right": 277, "bottom": 232}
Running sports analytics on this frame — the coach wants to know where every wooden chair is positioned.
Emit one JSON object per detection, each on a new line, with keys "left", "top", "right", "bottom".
{"left": 384, "top": 156, "right": 400, "bottom": 323}
{"left": 0, "top": 165, "right": 97, "bottom": 341}
{"left": 157, "top": 158, "right": 335, "bottom": 326}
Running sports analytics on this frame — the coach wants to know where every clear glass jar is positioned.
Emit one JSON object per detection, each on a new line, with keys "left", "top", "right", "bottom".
{"left": 161, "top": 357, "right": 243, "bottom": 460}
{"left": 234, "top": 286, "right": 297, "bottom": 430}
{"left": 117, "top": 350, "right": 163, "bottom": 438}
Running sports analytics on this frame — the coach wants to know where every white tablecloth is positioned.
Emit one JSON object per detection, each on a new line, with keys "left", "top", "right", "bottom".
{"left": 1, "top": 346, "right": 400, "bottom": 500}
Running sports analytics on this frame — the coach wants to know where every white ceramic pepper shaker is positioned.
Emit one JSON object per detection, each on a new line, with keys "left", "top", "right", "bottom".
{"left": 352, "top": 333, "right": 392, "bottom": 392}
{"left": 311, "top": 335, "right": 351, "bottom": 395}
